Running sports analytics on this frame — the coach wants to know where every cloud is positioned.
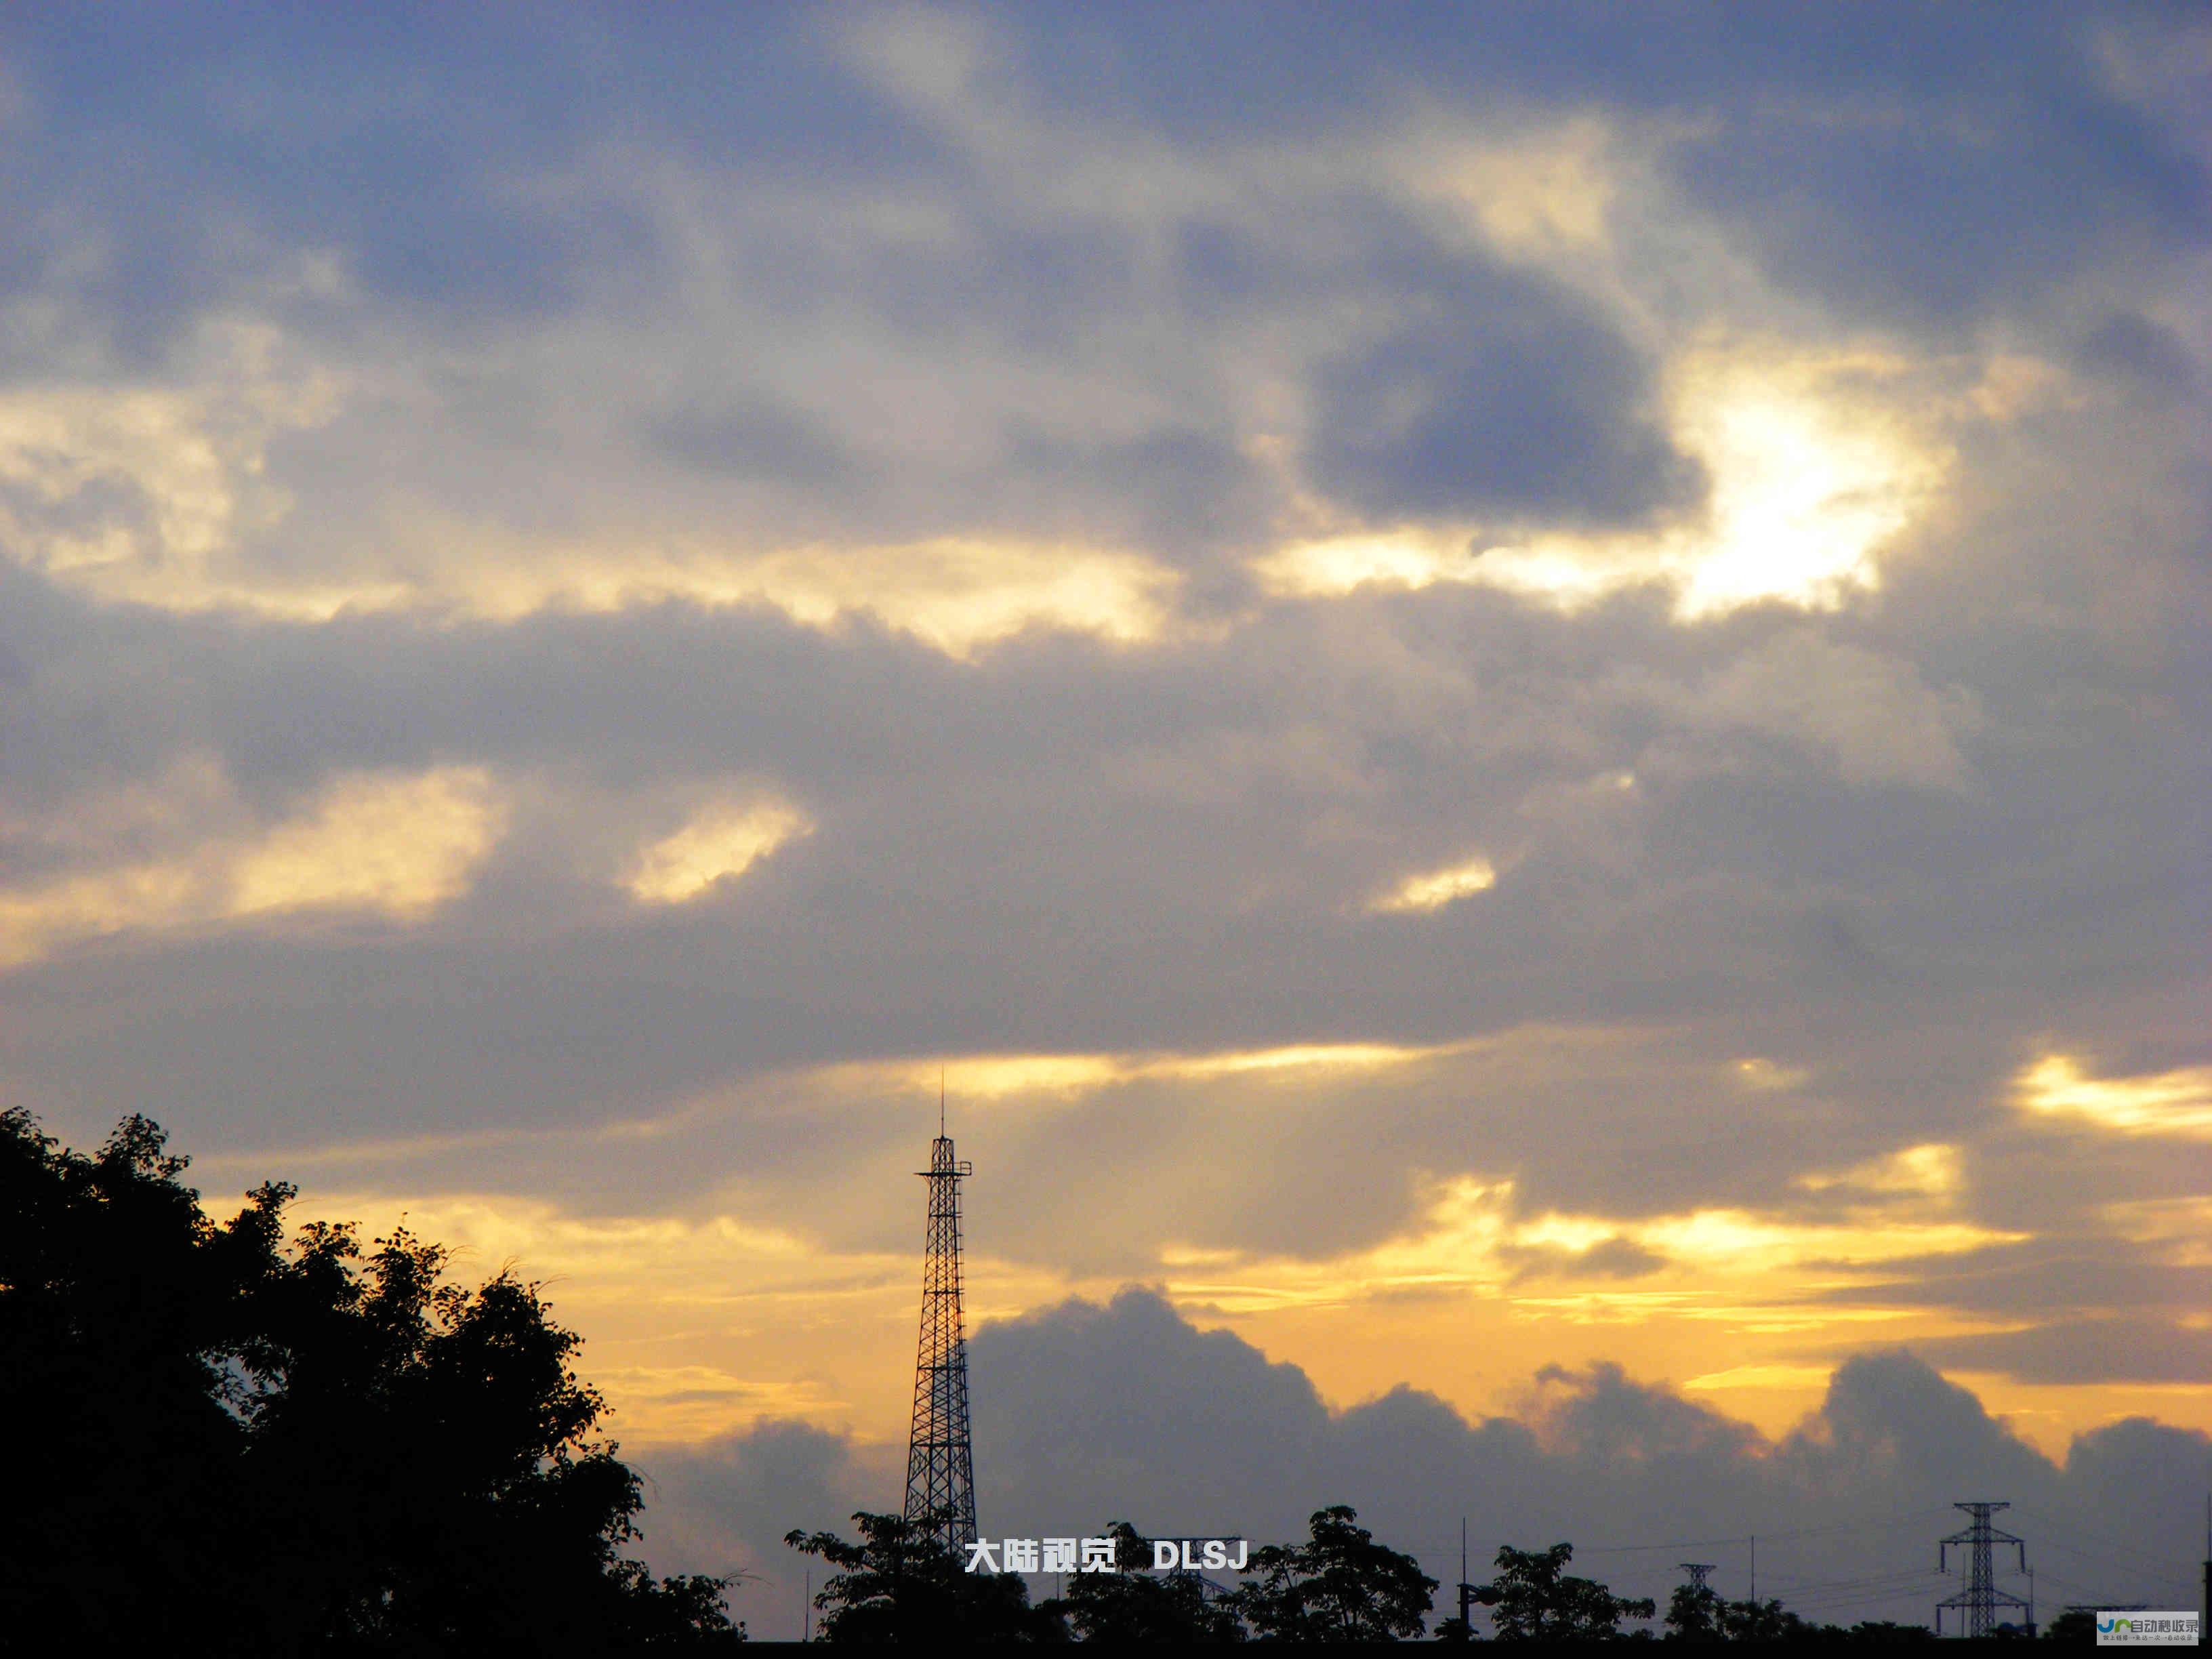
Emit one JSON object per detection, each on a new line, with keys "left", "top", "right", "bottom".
{"left": 1260, "top": 348, "right": 1954, "bottom": 622}
{"left": 1367, "top": 853, "right": 1497, "bottom": 914}
{"left": 1797, "top": 1143, "right": 1963, "bottom": 1201}
{"left": 632, "top": 1291, "right": 2211, "bottom": 1635}
{"left": 1658, "top": 630, "right": 1980, "bottom": 792}
{"left": 629, "top": 1418, "right": 896, "bottom": 1640}
{"left": 2013, "top": 1053, "right": 2212, "bottom": 1139}
{"left": 0, "top": 764, "right": 504, "bottom": 966}
{"left": 1305, "top": 281, "right": 1700, "bottom": 529}
{"left": 0, "top": 319, "right": 352, "bottom": 617}
{"left": 1914, "top": 1317, "right": 2212, "bottom": 1387}
{"left": 625, "top": 797, "right": 813, "bottom": 906}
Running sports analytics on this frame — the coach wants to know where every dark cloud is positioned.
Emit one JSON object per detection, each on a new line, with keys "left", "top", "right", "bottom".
{"left": 1673, "top": 94, "right": 2209, "bottom": 331}
{"left": 628, "top": 1418, "right": 893, "bottom": 1641}
{"left": 2074, "top": 312, "right": 2202, "bottom": 405}
{"left": 1821, "top": 1254, "right": 2212, "bottom": 1319}
{"left": 1505, "top": 1236, "right": 1668, "bottom": 1284}
{"left": 993, "top": 2, "right": 2211, "bottom": 328}
{"left": 635, "top": 1292, "right": 2212, "bottom": 1634}
{"left": 1309, "top": 295, "right": 1702, "bottom": 529}
{"left": 643, "top": 400, "right": 854, "bottom": 486}
{"left": 0, "top": 7, "right": 940, "bottom": 357}
{"left": 1914, "top": 1317, "right": 2212, "bottom": 1387}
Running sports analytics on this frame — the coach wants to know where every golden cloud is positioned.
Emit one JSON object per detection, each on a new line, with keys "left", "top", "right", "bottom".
{"left": 2013, "top": 1052, "right": 2212, "bottom": 1139}
{"left": 624, "top": 798, "right": 814, "bottom": 905}
{"left": 0, "top": 766, "right": 505, "bottom": 967}
{"left": 1367, "top": 854, "right": 1498, "bottom": 914}
{"left": 430, "top": 533, "right": 1182, "bottom": 659}
{"left": 0, "top": 321, "right": 347, "bottom": 613}
{"left": 0, "top": 337, "right": 1183, "bottom": 656}
{"left": 1160, "top": 1169, "right": 2024, "bottom": 1320}
{"left": 819, "top": 1036, "right": 1479, "bottom": 1105}
{"left": 1795, "top": 1141, "right": 1963, "bottom": 1200}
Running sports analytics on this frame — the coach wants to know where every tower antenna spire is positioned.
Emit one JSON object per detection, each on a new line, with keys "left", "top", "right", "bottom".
{"left": 903, "top": 1094, "right": 977, "bottom": 1554}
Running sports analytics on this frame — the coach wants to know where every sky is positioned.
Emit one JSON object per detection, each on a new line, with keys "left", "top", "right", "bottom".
{"left": 2, "top": 1, "right": 2207, "bottom": 1635}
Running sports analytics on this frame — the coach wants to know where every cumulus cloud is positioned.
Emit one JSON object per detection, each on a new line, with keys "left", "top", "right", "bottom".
{"left": 632, "top": 1292, "right": 2210, "bottom": 1635}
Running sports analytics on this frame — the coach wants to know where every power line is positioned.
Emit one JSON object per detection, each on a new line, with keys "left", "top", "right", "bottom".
{"left": 2011, "top": 1503, "right": 2198, "bottom": 1580}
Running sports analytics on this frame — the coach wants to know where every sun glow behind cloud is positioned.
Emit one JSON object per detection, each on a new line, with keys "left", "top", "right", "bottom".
{"left": 624, "top": 798, "right": 813, "bottom": 905}
{"left": 1664, "top": 363, "right": 1938, "bottom": 617}
{"left": 1257, "top": 352, "right": 1946, "bottom": 621}
{"left": 192, "top": 1027, "right": 2182, "bottom": 1453}
{"left": 818, "top": 1038, "right": 1474, "bottom": 1103}
{"left": 1795, "top": 1142, "right": 1963, "bottom": 1198}
{"left": 439, "top": 535, "right": 1183, "bottom": 659}
{"left": 1162, "top": 1172, "right": 2024, "bottom": 1317}
{"left": 2013, "top": 1052, "right": 2212, "bottom": 1138}
{"left": 1368, "top": 854, "right": 1498, "bottom": 914}
{"left": 0, "top": 342, "right": 1179, "bottom": 655}
{"left": 0, "top": 767, "right": 506, "bottom": 967}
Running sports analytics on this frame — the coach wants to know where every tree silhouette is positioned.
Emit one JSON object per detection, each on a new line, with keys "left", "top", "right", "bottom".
{"left": 1042, "top": 1522, "right": 1246, "bottom": 1642}
{"left": 1717, "top": 1594, "right": 1812, "bottom": 1641}
{"left": 2042, "top": 1607, "right": 2095, "bottom": 1641}
{"left": 1841, "top": 1618, "right": 1935, "bottom": 1641}
{"left": 1665, "top": 1583, "right": 1940, "bottom": 1643}
{"left": 1472, "top": 1541, "right": 1656, "bottom": 1640}
{"left": 784, "top": 1509, "right": 1064, "bottom": 1641}
{"left": 0, "top": 1109, "right": 743, "bottom": 1648}
{"left": 1665, "top": 1580, "right": 1727, "bottom": 1641}
{"left": 1225, "top": 1505, "right": 1437, "bottom": 1641}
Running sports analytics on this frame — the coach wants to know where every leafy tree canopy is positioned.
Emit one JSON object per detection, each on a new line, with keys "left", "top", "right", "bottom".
{"left": 1473, "top": 1542, "right": 1657, "bottom": 1641}
{"left": 0, "top": 1109, "right": 743, "bottom": 1649}
{"left": 1666, "top": 1581, "right": 1727, "bottom": 1641}
{"left": 1042, "top": 1522, "right": 1246, "bottom": 1643}
{"left": 1719, "top": 1595, "right": 1814, "bottom": 1642}
{"left": 1664, "top": 1583, "right": 1939, "bottom": 1643}
{"left": 785, "top": 1509, "right": 1065, "bottom": 1643}
{"left": 1226, "top": 1504, "right": 1437, "bottom": 1641}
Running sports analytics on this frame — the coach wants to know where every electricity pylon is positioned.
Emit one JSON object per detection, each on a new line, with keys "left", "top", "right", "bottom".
{"left": 1937, "top": 1502, "right": 2030, "bottom": 1638}
{"left": 901, "top": 1104, "right": 978, "bottom": 1554}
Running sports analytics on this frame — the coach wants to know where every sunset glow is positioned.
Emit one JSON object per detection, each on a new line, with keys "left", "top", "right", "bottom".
{"left": 6, "top": 4, "right": 2205, "bottom": 1637}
